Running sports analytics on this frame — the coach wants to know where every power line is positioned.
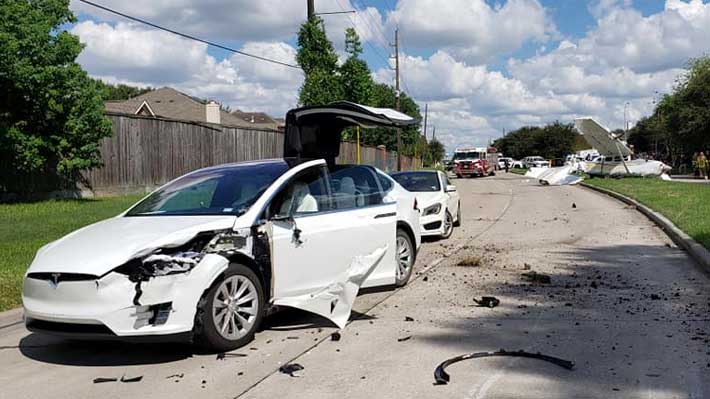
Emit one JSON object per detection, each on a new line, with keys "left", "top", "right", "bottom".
{"left": 357, "top": 0, "right": 392, "bottom": 49}
{"left": 77, "top": 0, "right": 301, "bottom": 69}
{"left": 333, "top": 0, "right": 392, "bottom": 70}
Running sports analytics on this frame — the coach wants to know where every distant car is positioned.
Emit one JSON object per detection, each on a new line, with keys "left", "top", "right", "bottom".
{"left": 522, "top": 156, "right": 549, "bottom": 168}
{"left": 498, "top": 157, "right": 513, "bottom": 169}
{"left": 391, "top": 170, "right": 460, "bottom": 239}
{"left": 511, "top": 160, "right": 524, "bottom": 169}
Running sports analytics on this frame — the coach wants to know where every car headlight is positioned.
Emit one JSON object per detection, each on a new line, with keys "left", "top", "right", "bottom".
{"left": 422, "top": 203, "right": 442, "bottom": 216}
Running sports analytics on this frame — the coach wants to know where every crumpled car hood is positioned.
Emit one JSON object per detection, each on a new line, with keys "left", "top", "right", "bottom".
{"left": 29, "top": 215, "right": 237, "bottom": 276}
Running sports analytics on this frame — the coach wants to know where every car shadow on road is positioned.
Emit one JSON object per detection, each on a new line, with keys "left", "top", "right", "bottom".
{"left": 17, "top": 332, "right": 193, "bottom": 366}
{"left": 262, "top": 307, "right": 376, "bottom": 332}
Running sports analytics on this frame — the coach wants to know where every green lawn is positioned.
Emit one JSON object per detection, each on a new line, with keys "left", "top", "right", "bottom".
{"left": 584, "top": 177, "right": 710, "bottom": 250}
{"left": 509, "top": 168, "right": 527, "bottom": 175}
{"left": 0, "top": 195, "right": 142, "bottom": 311}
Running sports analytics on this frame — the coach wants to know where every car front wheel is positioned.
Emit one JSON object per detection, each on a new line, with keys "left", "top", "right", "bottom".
{"left": 441, "top": 210, "right": 454, "bottom": 239}
{"left": 394, "top": 229, "right": 414, "bottom": 287}
{"left": 194, "top": 263, "right": 264, "bottom": 351}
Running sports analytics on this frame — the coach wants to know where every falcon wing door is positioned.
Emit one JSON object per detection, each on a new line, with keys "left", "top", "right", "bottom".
{"left": 284, "top": 101, "right": 417, "bottom": 165}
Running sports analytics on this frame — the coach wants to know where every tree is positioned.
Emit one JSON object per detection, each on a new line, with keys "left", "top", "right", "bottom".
{"left": 493, "top": 122, "right": 578, "bottom": 160}
{"left": 94, "top": 80, "right": 152, "bottom": 101}
{"left": 362, "top": 83, "right": 422, "bottom": 154}
{"left": 340, "top": 28, "right": 373, "bottom": 105}
{"left": 0, "top": 0, "right": 112, "bottom": 195}
{"left": 296, "top": 16, "right": 342, "bottom": 106}
{"left": 427, "top": 139, "right": 445, "bottom": 165}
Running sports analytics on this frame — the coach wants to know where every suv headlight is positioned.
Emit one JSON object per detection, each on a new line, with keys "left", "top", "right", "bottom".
{"left": 422, "top": 203, "right": 441, "bottom": 216}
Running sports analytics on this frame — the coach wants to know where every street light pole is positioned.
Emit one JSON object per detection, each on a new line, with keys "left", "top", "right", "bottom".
{"left": 623, "top": 102, "right": 630, "bottom": 141}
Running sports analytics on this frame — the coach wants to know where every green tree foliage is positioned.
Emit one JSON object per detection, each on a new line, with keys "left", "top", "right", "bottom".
{"left": 0, "top": 0, "right": 112, "bottom": 195}
{"left": 629, "top": 56, "right": 710, "bottom": 166}
{"left": 493, "top": 122, "right": 579, "bottom": 160}
{"left": 340, "top": 28, "right": 373, "bottom": 105}
{"left": 296, "top": 16, "right": 342, "bottom": 106}
{"left": 94, "top": 80, "right": 152, "bottom": 101}
{"left": 364, "top": 83, "right": 422, "bottom": 155}
{"left": 427, "top": 139, "right": 445, "bottom": 165}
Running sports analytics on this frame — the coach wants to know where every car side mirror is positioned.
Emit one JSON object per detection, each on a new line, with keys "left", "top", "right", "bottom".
{"left": 445, "top": 185, "right": 457, "bottom": 193}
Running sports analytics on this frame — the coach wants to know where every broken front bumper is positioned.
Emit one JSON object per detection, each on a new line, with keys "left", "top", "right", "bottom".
{"left": 22, "top": 254, "right": 229, "bottom": 339}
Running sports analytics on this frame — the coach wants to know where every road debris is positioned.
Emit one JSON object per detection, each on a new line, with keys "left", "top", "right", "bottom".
{"left": 457, "top": 256, "right": 481, "bottom": 267}
{"left": 405, "top": 316, "right": 415, "bottom": 321}
{"left": 434, "top": 349, "right": 574, "bottom": 385}
{"left": 216, "top": 352, "right": 248, "bottom": 360}
{"left": 473, "top": 296, "right": 500, "bottom": 308}
{"left": 279, "top": 363, "right": 305, "bottom": 377}
{"left": 331, "top": 332, "right": 341, "bottom": 341}
{"left": 521, "top": 271, "right": 551, "bottom": 284}
{"left": 397, "top": 336, "right": 412, "bottom": 342}
{"left": 93, "top": 375, "right": 143, "bottom": 384}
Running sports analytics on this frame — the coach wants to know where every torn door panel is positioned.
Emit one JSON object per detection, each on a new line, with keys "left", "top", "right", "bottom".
{"left": 273, "top": 246, "right": 388, "bottom": 328}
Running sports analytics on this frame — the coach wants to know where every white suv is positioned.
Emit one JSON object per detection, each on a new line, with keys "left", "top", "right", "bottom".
{"left": 523, "top": 156, "right": 549, "bottom": 168}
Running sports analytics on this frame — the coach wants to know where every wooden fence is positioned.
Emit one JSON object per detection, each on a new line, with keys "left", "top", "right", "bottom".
{"left": 84, "top": 114, "right": 420, "bottom": 194}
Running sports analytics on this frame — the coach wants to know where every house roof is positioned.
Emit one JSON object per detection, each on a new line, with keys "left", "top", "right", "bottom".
{"left": 231, "top": 110, "right": 281, "bottom": 130}
{"left": 104, "top": 87, "right": 278, "bottom": 130}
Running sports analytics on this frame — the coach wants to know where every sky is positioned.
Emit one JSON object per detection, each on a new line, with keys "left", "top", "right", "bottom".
{"left": 68, "top": 0, "right": 710, "bottom": 152}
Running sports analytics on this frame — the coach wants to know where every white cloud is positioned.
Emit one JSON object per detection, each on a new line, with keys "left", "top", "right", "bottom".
{"left": 386, "top": 0, "right": 556, "bottom": 63}
{"left": 71, "top": 21, "right": 302, "bottom": 116}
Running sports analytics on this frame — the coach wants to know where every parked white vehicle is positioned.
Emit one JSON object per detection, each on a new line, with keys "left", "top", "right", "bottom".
{"left": 22, "top": 102, "right": 420, "bottom": 351}
{"left": 375, "top": 168, "right": 422, "bottom": 252}
{"left": 498, "top": 157, "right": 513, "bottom": 169}
{"left": 391, "top": 170, "right": 460, "bottom": 239}
{"left": 522, "top": 156, "right": 549, "bottom": 168}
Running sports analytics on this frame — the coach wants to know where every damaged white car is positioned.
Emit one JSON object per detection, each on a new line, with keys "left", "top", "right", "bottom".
{"left": 22, "top": 102, "right": 420, "bottom": 351}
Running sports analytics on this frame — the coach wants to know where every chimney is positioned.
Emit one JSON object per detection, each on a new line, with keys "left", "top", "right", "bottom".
{"left": 206, "top": 100, "right": 221, "bottom": 124}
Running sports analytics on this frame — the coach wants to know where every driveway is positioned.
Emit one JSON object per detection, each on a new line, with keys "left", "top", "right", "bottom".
{"left": 1, "top": 173, "right": 708, "bottom": 398}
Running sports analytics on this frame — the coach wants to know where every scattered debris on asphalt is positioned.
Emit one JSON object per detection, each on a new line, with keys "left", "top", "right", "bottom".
{"left": 457, "top": 256, "right": 481, "bottom": 267}
{"left": 572, "top": 203, "right": 577, "bottom": 208}
{"left": 331, "top": 332, "right": 341, "bottom": 341}
{"left": 474, "top": 296, "right": 500, "bottom": 308}
{"left": 279, "top": 363, "right": 305, "bottom": 377}
{"left": 422, "top": 276, "right": 429, "bottom": 282}
{"left": 165, "top": 373, "right": 184, "bottom": 380}
{"left": 92, "top": 377, "right": 118, "bottom": 384}
{"left": 434, "top": 349, "right": 574, "bottom": 385}
{"left": 521, "top": 271, "right": 551, "bottom": 284}
{"left": 93, "top": 375, "right": 143, "bottom": 384}
{"left": 216, "top": 352, "right": 247, "bottom": 360}
{"left": 405, "top": 316, "right": 415, "bottom": 321}
{"left": 397, "top": 336, "right": 412, "bottom": 342}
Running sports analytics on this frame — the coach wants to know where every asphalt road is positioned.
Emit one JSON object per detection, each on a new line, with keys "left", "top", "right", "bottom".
{"left": 1, "top": 173, "right": 708, "bottom": 399}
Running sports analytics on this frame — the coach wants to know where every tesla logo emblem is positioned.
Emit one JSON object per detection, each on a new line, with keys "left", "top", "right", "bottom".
{"left": 48, "top": 273, "right": 61, "bottom": 288}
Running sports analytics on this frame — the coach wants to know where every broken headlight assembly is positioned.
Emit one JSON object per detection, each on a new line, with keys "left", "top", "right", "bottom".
{"left": 422, "top": 203, "right": 441, "bottom": 216}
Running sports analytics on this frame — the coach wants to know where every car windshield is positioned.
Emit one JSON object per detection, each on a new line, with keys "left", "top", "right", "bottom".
{"left": 391, "top": 172, "right": 440, "bottom": 192}
{"left": 453, "top": 152, "right": 480, "bottom": 160}
{"left": 126, "top": 161, "right": 289, "bottom": 216}
{"left": 531, "top": 156, "right": 545, "bottom": 161}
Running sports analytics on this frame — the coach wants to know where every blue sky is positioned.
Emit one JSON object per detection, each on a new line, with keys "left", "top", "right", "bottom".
{"left": 69, "top": 0, "right": 710, "bottom": 151}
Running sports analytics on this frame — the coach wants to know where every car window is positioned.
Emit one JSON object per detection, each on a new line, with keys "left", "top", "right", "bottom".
{"left": 269, "top": 167, "right": 331, "bottom": 217}
{"left": 126, "top": 161, "right": 289, "bottom": 216}
{"left": 330, "top": 166, "right": 384, "bottom": 209}
{"left": 377, "top": 172, "right": 393, "bottom": 192}
{"left": 391, "top": 172, "right": 441, "bottom": 192}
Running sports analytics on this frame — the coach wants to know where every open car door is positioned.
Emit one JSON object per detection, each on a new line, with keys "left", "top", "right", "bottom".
{"left": 268, "top": 163, "right": 396, "bottom": 328}
{"left": 284, "top": 101, "right": 417, "bottom": 166}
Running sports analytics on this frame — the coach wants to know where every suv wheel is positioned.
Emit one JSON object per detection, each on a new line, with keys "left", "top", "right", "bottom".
{"left": 194, "top": 263, "right": 264, "bottom": 351}
{"left": 394, "top": 228, "right": 414, "bottom": 287}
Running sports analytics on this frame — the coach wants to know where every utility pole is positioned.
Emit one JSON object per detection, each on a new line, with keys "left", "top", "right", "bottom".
{"left": 391, "top": 28, "right": 402, "bottom": 170}
{"left": 307, "top": 0, "right": 315, "bottom": 20}
{"left": 423, "top": 103, "right": 428, "bottom": 140}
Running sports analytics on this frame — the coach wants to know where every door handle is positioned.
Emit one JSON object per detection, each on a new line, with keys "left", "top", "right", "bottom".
{"left": 374, "top": 212, "right": 396, "bottom": 219}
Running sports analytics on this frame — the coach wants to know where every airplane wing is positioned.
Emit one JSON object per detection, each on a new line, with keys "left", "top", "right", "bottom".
{"left": 574, "top": 118, "right": 632, "bottom": 158}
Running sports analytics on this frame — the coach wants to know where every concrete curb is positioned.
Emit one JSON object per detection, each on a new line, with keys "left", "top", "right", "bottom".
{"left": 580, "top": 182, "right": 710, "bottom": 274}
{"left": 0, "top": 308, "right": 23, "bottom": 330}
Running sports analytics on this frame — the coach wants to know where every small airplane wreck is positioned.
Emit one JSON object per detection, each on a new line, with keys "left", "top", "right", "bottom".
{"left": 525, "top": 118, "right": 672, "bottom": 186}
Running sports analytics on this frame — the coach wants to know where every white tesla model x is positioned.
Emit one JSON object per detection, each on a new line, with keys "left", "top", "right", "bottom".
{"left": 22, "top": 102, "right": 420, "bottom": 351}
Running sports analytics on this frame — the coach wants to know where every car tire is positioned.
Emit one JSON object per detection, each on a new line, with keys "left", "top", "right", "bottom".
{"left": 453, "top": 203, "right": 461, "bottom": 227}
{"left": 394, "top": 228, "right": 415, "bottom": 287}
{"left": 194, "top": 263, "right": 264, "bottom": 352}
{"left": 441, "top": 210, "right": 454, "bottom": 239}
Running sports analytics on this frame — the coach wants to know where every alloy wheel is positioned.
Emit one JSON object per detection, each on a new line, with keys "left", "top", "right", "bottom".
{"left": 396, "top": 235, "right": 413, "bottom": 282}
{"left": 212, "top": 275, "right": 259, "bottom": 341}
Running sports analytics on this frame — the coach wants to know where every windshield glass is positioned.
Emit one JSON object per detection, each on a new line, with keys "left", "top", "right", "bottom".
{"left": 126, "top": 161, "right": 289, "bottom": 216}
{"left": 453, "top": 152, "right": 481, "bottom": 160}
{"left": 391, "top": 172, "right": 440, "bottom": 192}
